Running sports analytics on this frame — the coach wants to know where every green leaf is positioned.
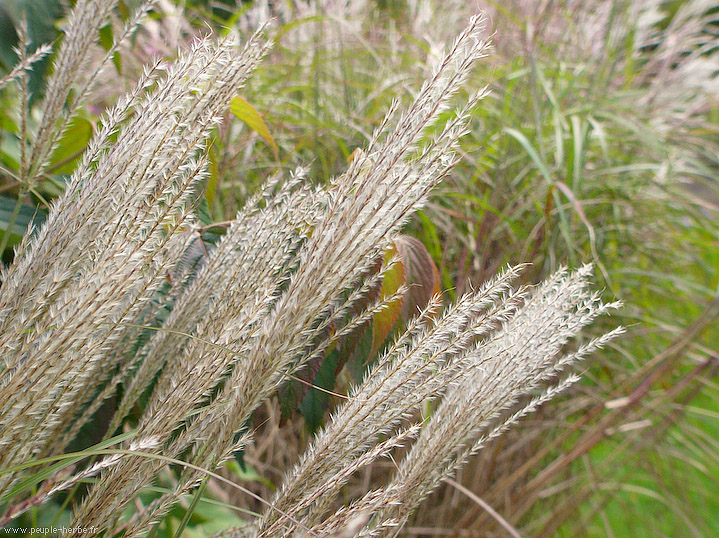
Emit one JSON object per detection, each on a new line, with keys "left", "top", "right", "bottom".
{"left": 0, "top": 0, "right": 63, "bottom": 99}
{"left": 205, "top": 143, "right": 219, "bottom": 212}
{"left": 224, "top": 460, "right": 274, "bottom": 488}
{"left": 48, "top": 117, "right": 93, "bottom": 174}
{"left": 98, "top": 23, "right": 114, "bottom": 51}
{"left": 299, "top": 349, "right": 339, "bottom": 433}
{"left": 0, "top": 430, "right": 137, "bottom": 502}
{"left": 98, "top": 23, "right": 122, "bottom": 74}
{"left": 347, "top": 323, "right": 374, "bottom": 384}
{"left": 230, "top": 96, "right": 278, "bottom": 157}
{"left": 505, "top": 127, "right": 554, "bottom": 185}
{"left": 0, "top": 5, "right": 18, "bottom": 72}
{"left": 0, "top": 195, "right": 47, "bottom": 252}
{"left": 195, "top": 198, "right": 213, "bottom": 227}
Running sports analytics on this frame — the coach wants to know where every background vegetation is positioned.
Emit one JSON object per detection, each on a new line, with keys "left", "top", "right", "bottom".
{"left": 0, "top": 0, "right": 717, "bottom": 536}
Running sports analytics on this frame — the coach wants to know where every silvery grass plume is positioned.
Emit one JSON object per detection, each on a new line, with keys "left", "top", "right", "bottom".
{"left": 0, "top": 0, "right": 271, "bottom": 500}
{"left": 0, "top": 7, "right": 623, "bottom": 538}
{"left": 64, "top": 14, "right": 492, "bottom": 536}
{"left": 251, "top": 266, "right": 623, "bottom": 538}
{"left": 632, "top": 0, "right": 719, "bottom": 129}
{"left": 0, "top": 0, "right": 160, "bottom": 474}
{"left": 10, "top": 0, "right": 157, "bottom": 192}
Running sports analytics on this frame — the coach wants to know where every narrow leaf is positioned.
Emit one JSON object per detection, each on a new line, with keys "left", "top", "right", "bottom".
{"left": 48, "top": 117, "right": 93, "bottom": 174}
{"left": 230, "top": 96, "right": 278, "bottom": 157}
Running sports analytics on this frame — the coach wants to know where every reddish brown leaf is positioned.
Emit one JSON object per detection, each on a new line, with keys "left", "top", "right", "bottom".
{"left": 393, "top": 235, "right": 441, "bottom": 323}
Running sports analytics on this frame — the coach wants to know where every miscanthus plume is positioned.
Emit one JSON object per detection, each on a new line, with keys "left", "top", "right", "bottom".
{"left": 0, "top": 3, "right": 621, "bottom": 537}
